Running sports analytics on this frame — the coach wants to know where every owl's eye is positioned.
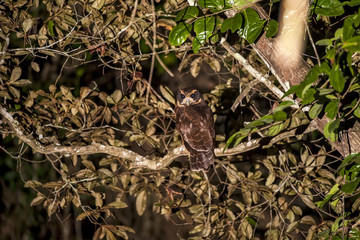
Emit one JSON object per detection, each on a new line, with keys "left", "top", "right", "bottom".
{"left": 190, "top": 94, "right": 195, "bottom": 98}
{"left": 180, "top": 94, "right": 185, "bottom": 99}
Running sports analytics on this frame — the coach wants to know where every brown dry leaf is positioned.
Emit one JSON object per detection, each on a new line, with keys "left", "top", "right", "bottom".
{"left": 136, "top": 189, "right": 147, "bottom": 216}
{"left": 207, "top": 58, "right": 221, "bottom": 72}
{"left": 80, "top": 87, "right": 91, "bottom": 99}
{"left": 95, "top": 192, "right": 103, "bottom": 208}
{"left": 47, "top": 202, "right": 57, "bottom": 216}
{"left": 24, "top": 180, "right": 42, "bottom": 188}
{"left": 82, "top": 160, "right": 96, "bottom": 171}
{"left": 22, "top": 18, "right": 33, "bottom": 33}
{"left": 111, "top": 90, "right": 123, "bottom": 104}
{"left": 31, "top": 62, "right": 40, "bottom": 72}
{"left": 159, "top": 85, "right": 175, "bottom": 105}
{"left": 190, "top": 57, "right": 202, "bottom": 78}
{"left": 104, "top": 107, "right": 112, "bottom": 124}
{"left": 10, "top": 67, "right": 21, "bottom": 82}
{"left": 30, "top": 196, "right": 45, "bottom": 207}
{"left": 300, "top": 215, "right": 316, "bottom": 225}
{"left": 106, "top": 200, "right": 128, "bottom": 209}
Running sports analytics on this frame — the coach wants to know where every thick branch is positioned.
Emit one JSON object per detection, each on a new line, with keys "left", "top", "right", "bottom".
{"left": 0, "top": 104, "right": 181, "bottom": 170}
{"left": 1, "top": 105, "right": 319, "bottom": 169}
{"left": 0, "top": 105, "right": 262, "bottom": 170}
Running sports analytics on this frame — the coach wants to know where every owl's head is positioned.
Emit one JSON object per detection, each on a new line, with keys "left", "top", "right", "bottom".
{"left": 176, "top": 88, "right": 203, "bottom": 107}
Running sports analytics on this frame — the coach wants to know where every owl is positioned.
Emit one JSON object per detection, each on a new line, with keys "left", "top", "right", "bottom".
{"left": 175, "top": 88, "right": 215, "bottom": 171}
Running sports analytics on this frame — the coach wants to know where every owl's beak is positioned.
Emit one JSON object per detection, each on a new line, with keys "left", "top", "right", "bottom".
{"left": 185, "top": 98, "right": 190, "bottom": 106}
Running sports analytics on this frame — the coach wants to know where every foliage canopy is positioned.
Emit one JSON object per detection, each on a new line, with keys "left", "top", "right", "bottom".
{"left": 1, "top": 0, "right": 360, "bottom": 239}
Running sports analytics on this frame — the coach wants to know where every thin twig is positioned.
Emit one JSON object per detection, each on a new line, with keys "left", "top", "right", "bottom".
{"left": 146, "top": 0, "right": 157, "bottom": 105}
{"left": 306, "top": 23, "right": 321, "bottom": 66}
{"left": 202, "top": 169, "right": 211, "bottom": 233}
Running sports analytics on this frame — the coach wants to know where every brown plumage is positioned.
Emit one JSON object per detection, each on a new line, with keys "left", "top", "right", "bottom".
{"left": 175, "top": 88, "right": 215, "bottom": 171}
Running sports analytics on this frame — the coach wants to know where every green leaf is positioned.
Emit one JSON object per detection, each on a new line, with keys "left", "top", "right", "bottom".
{"left": 225, "top": 128, "right": 250, "bottom": 149}
{"left": 324, "top": 100, "right": 340, "bottom": 119}
{"left": 221, "top": 13, "right": 242, "bottom": 33}
{"left": 246, "top": 116, "right": 274, "bottom": 128}
{"left": 316, "top": 39, "right": 332, "bottom": 46}
{"left": 194, "top": 16, "right": 216, "bottom": 40}
{"left": 341, "top": 178, "right": 360, "bottom": 193}
{"left": 331, "top": 216, "right": 342, "bottom": 233}
{"left": 349, "top": 164, "right": 360, "bottom": 173}
{"left": 273, "top": 111, "right": 287, "bottom": 121}
{"left": 267, "top": 122, "right": 284, "bottom": 136}
{"left": 198, "top": 0, "right": 224, "bottom": 10}
{"left": 320, "top": 62, "right": 331, "bottom": 74}
{"left": 313, "top": 0, "right": 345, "bottom": 17}
{"left": 238, "top": 9, "right": 265, "bottom": 43}
{"left": 169, "top": 22, "right": 192, "bottom": 46}
{"left": 342, "top": 36, "right": 360, "bottom": 52}
{"left": 325, "top": 94, "right": 338, "bottom": 100}
{"left": 337, "top": 153, "right": 360, "bottom": 171}
{"left": 273, "top": 100, "right": 295, "bottom": 113}
{"left": 192, "top": 38, "right": 202, "bottom": 54}
{"left": 316, "top": 183, "right": 339, "bottom": 208}
{"left": 297, "top": 65, "right": 322, "bottom": 98}
{"left": 329, "top": 65, "right": 345, "bottom": 92}
{"left": 350, "top": 83, "right": 360, "bottom": 92}
{"left": 175, "top": 6, "right": 199, "bottom": 21}
{"left": 309, "top": 103, "right": 324, "bottom": 119}
{"left": 334, "top": 28, "right": 343, "bottom": 40}
{"left": 328, "top": 117, "right": 341, "bottom": 133}
{"left": 283, "top": 85, "right": 300, "bottom": 98}
{"left": 318, "top": 88, "right": 334, "bottom": 95}
{"left": 342, "top": 15, "right": 355, "bottom": 41}
{"left": 225, "top": 0, "right": 257, "bottom": 8}
{"left": 354, "top": 106, "right": 360, "bottom": 118}
{"left": 325, "top": 48, "right": 336, "bottom": 61}
{"left": 350, "top": 229, "right": 360, "bottom": 240}
{"left": 302, "top": 88, "right": 316, "bottom": 105}
{"left": 265, "top": 19, "right": 278, "bottom": 38}
{"left": 349, "top": 0, "right": 360, "bottom": 6}
{"left": 324, "top": 118, "right": 340, "bottom": 142}
{"left": 193, "top": 16, "right": 215, "bottom": 52}
{"left": 245, "top": 217, "right": 257, "bottom": 227}
{"left": 48, "top": 20, "right": 55, "bottom": 36}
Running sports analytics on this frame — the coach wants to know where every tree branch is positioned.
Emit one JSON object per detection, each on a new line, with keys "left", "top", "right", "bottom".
{"left": 220, "top": 38, "right": 299, "bottom": 108}
{"left": 1, "top": 104, "right": 319, "bottom": 170}
{"left": 0, "top": 104, "right": 184, "bottom": 170}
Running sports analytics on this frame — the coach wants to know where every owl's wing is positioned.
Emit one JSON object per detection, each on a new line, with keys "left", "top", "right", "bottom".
{"left": 177, "top": 107, "right": 214, "bottom": 152}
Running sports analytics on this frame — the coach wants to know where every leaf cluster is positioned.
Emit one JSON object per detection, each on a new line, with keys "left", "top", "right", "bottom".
{"left": 1, "top": 0, "right": 360, "bottom": 239}
{"left": 285, "top": 9, "right": 360, "bottom": 142}
{"left": 169, "top": 1, "right": 278, "bottom": 53}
